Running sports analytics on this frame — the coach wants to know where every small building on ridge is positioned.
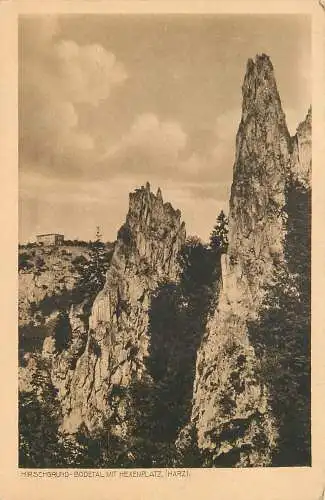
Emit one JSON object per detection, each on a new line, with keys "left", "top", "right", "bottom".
{"left": 36, "top": 234, "right": 64, "bottom": 246}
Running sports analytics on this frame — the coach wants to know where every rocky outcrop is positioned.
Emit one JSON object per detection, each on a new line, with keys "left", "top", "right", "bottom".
{"left": 19, "top": 246, "right": 90, "bottom": 328}
{"left": 19, "top": 53, "right": 311, "bottom": 468}
{"left": 49, "top": 183, "right": 186, "bottom": 435}
{"left": 291, "top": 106, "right": 311, "bottom": 188}
{"left": 180, "top": 54, "right": 311, "bottom": 466}
{"left": 18, "top": 245, "right": 99, "bottom": 372}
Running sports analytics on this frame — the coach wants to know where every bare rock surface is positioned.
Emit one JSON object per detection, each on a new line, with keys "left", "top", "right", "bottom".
{"left": 51, "top": 184, "right": 186, "bottom": 434}
{"left": 181, "top": 54, "right": 311, "bottom": 466}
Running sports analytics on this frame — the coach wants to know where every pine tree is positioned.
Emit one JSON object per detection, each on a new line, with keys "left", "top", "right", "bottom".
{"left": 19, "top": 356, "right": 92, "bottom": 467}
{"left": 247, "top": 179, "right": 311, "bottom": 466}
{"left": 69, "top": 227, "right": 112, "bottom": 309}
{"left": 19, "top": 357, "right": 65, "bottom": 467}
{"left": 209, "top": 210, "right": 229, "bottom": 253}
{"left": 95, "top": 226, "right": 102, "bottom": 245}
{"left": 89, "top": 226, "right": 108, "bottom": 291}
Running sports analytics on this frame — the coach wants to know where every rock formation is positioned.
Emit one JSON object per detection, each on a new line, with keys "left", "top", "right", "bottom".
{"left": 177, "top": 54, "right": 311, "bottom": 467}
{"left": 46, "top": 183, "right": 186, "bottom": 435}
{"left": 18, "top": 245, "right": 100, "bottom": 373}
{"left": 19, "top": 53, "right": 311, "bottom": 468}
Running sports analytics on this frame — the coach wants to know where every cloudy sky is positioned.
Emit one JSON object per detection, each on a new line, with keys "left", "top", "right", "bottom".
{"left": 19, "top": 14, "right": 311, "bottom": 243}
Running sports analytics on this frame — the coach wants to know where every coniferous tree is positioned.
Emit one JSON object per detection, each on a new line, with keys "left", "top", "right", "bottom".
{"left": 247, "top": 179, "right": 311, "bottom": 466}
{"left": 95, "top": 226, "right": 102, "bottom": 244}
{"left": 73, "top": 227, "right": 111, "bottom": 301}
{"left": 89, "top": 226, "right": 108, "bottom": 290}
{"left": 209, "top": 210, "right": 229, "bottom": 253}
{"left": 19, "top": 357, "right": 65, "bottom": 467}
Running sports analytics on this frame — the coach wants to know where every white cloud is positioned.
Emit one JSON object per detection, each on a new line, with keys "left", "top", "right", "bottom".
{"left": 20, "top": 18, "right": 127, "bottom": 173}
{"left": 97, "top": 110, "right": 238, "bottom": 185}
{"left": 128, "top": 114, "right": 187, "bottom": 153}
{"left": 176, "top": 109, "right": 241, "bottom": 183}
{"left": 99, "top": 113, "right": 187, "bottom": 177}
{"left": 53, "top": 40, "right": 127, "bottom": 105}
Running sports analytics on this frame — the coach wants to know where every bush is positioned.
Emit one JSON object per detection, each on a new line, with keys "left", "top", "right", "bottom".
{"left": 19, "top": 252, "right": 33, "bottom": 271}
{"left": 35, "top": 256, "right": 45, "bottom": 270}
{"left": 72, "top": 255, "right": 88, "bottom": 268}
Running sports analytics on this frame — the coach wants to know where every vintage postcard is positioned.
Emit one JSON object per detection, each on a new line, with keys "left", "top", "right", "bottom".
{"left": 1, "top": 0, "right": 324, "bottom": 499}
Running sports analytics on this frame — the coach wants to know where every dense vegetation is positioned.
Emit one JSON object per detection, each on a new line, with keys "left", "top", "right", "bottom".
{"left": 19, "top": 214, "right": 226, "bottom": 467}
{"left": 19, "top": 201, "right": 311, "bottom": 467}
{"left": 247, "top": 179, "right": 311, "bottom": 466}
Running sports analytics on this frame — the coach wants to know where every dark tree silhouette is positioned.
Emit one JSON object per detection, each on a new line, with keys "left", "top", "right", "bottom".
{"left": 247, "top": 178, "right": 311, "bottom": 466}
{"left": 209, "top": 210, "right": 229, "bottom": 253}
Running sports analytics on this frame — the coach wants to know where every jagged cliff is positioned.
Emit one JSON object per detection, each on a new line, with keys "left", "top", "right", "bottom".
{"left": 19, "top": 245, "right": 92, "bottom": 328}
{"left": 19, "top": 54, "right": 311, "bottom": 468}
{"left": 18, "top": 244, "right": 109, "bottom": 368}
{"left": 44, "top": 183, "right": 186, "bottom": 435}
{"left": 178, "top": 54, "right": 311, "bottom": 466}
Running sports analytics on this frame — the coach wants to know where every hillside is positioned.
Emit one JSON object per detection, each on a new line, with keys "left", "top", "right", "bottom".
{"left": 19, "top": 242, "right": 113, "bottom": 365}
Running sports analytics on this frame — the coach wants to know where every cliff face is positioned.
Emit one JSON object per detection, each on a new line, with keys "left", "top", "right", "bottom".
{"left": 19, "top": 246, "right": 91, "bottom": 328}
{"left": 18, "top": 245, "right": 104, "bottom": 373}
{"left": 291, "top": 106, "right": 311, "bottom": 188}
{"left": 19, "top": 53, "right": 311, "bottom": 468}
{"left": 48, "top": 183, "right": 186, "bottom": 435}
{"left": 182, "top": 54, "right": 311, "bottom": 466}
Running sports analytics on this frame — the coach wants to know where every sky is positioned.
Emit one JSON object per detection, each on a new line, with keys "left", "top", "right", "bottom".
{"left": 19, "top": 14, "right": 311, "bottom": 244}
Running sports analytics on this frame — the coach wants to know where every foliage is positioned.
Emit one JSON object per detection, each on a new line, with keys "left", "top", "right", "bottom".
{"left": 117, "top": 224, "right": 133, "bottom": 247}
{"left": 71, "top": 255, "right": 88, "bottom": 268}
{"left": 19, "top": 355, "right": 96, "bottom": 467}
{"left": 209, "top": 210, "right": 229, "bottom": 253}
{"left": 19, "top": 357, "right": 64, "bottom": 467}
{"left": 21, "top": 242, "right": 38, "bottom": 249}
{"left": 18, "top": 252, "right": 33, "bottom": 271}
{"left": 18, "top": 174, "right": 311, "bottom": 467}
{"left": 35, "top": 256, "right": 45, "bottom": 269}
{"left": 247, "top": 179, "right": 311, "bottom": 466}
{"left": 63, "top": 239, "right": 91, "bottom": 247}
{"left": 66, "top": 235, "right": 223, "bottom": 468}
{"left": 18, "top": 226, "right": 223, "bottom": 467}
{"left": 74, "top": 238, "right": 111, "bottom": 302}
{"left": 178, "top": 235, "right": 221, "bottom": 315}
{"left": 123, "top": 236, "right": 222, "bottom": 466}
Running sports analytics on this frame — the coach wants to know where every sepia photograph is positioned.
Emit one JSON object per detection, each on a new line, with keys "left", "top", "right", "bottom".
{"left": 18, "top": 12, "right": 312, "bottom": 470}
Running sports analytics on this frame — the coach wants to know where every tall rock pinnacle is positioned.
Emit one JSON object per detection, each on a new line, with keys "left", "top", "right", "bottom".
{"left": 230, "top": 53, "right": 292, "bottom": 297}
{"left": 50, "top": 184, "right": 186, "bottom": 435}
{"left": 178, "top": 54, "right": 311, "bottom": 467}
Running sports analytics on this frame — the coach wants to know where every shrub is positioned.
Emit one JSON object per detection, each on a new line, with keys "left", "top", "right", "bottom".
{"left": 19, "top": 253, "right": 33, "bottom": 271}
{"left": 35, "top": 256, "right": 45, "bottom": 270}
{"left": 72, "top": 255, "right": 88, "bottom": 268}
